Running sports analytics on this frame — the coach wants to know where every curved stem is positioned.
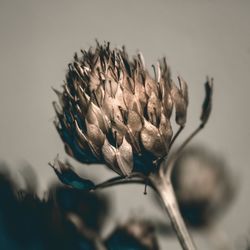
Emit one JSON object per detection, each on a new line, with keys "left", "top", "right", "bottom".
{"left": 153, "top": 125, "right": 184, "bottom": 167}
{"left": 150, "top": 172, "right": 196, "bottom": 250}
{"left": 169, "top": 125, "right": 184, "bottom": 150}
{"left": 94, "top": 177, "right": 148, "bottom": 190}
{"left": 165, "top": 124, "right": 204, "bottom": 180}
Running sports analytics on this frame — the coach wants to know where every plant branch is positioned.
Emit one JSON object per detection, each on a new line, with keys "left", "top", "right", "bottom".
{"left": 165, "top": 123, "right": 204, "bottom": 180}
{"left": 169, "top": 125, "right": 184, "bottom": 150}
{"left": 94, "top": 175, "right": 149, "bottom": 191}
{"left": 150, "top": 173, "right": 196, "bottom": 250}
{"left": 153, "top": 126, "right": 184, "bottom": 167}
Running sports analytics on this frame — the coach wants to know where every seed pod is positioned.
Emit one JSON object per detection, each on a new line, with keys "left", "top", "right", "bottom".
{"left": 171, "top": 76, "right": 188, "bottom": 127}
{"left": 53, "top": 42, "right": 190, "bottom": 176}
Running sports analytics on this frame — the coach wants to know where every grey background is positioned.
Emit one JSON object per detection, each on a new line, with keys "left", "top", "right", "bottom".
{"left": 0, "top": 0, "right": 250, "bottom": 249}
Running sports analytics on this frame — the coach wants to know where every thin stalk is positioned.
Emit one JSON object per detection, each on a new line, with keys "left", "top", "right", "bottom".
{"left": 150, "top": 173, "right": 196, "bottom": 250}
{"left": 153, "top": 125, "right": 184, "bottom": 167}
{"left": 169, "top": 125, "right": 184, "bottom": 150}
{"left": 94, "top": 177, "right": 147, "bottom": 190}
{"left": 165, "top": 124, "right": 204, "bottom": 180}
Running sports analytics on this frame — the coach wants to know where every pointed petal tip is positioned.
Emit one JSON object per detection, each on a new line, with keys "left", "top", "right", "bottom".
{"left": 50, "top": 156, "right": 95, "bottom": 190}
{"left": 200, "top": 77, "right": 213, "bottom": 125}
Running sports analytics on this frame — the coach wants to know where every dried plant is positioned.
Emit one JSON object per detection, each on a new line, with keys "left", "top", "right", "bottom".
{"left": 52, "top": 41, "right": 213, "bottom": 250}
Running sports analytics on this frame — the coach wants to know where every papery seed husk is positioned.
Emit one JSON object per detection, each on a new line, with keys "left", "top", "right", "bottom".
{"left": 53, "top": 43, "right": 197, "bottom": 176}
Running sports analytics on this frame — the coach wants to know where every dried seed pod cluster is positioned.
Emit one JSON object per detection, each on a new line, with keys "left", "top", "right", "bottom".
{"left": 53, "top": 42, "right": 188, "bottom": 176}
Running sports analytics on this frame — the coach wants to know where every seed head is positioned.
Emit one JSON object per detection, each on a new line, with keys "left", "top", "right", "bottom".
{"left": 53, "top": 42, "right": 189, "bottom": 176}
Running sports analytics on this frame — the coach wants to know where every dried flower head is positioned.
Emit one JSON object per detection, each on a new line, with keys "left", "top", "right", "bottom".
{"left": 53, "top": 42, "right": 191, "bottom": 176}
{"left": 52, "top": 41, "right": 213, "bottom": 250}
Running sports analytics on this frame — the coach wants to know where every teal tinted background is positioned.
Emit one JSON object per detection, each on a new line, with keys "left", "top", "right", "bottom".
{"left": 0, "top": 0, "right": 249, "bottom": 249}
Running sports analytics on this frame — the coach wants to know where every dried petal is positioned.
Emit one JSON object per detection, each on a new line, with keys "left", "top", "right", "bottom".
{"left": 145, "top": 72, "right": 158, "bottom": 96}
{"left": 159, "top": 113, "right": 173, "bottom": 150}
{"left": 77, "top": 86, "right": 90, "bottom": 114}
{"left": 94, "top": 84, "right": 104, "bottom": 107}
{"left": 171, "top": 78, "right": 188, "bottom": 126}
{"left": 116, "top": 137, "right": 133, "bottom": 176}
{"left": 147, "top": 92, "right": 161, "bottom": 126}
{"left": 86, "top": 120, "right": 105, "bottom": 147}
{"left": 127, "top": 110, "right": 142, "bottom": 133}
{"left": 162, "top": 91, "right": 173, "bottom": 119}
{"left": 102, "top": 91, "right": 124, "bottom": 123}
{"left": 104, "top": 78, "right": 118, "bottom": 97}
{"left": 53, "top": 101, "right": 63, "bottom": 117}
{"left": 114, "top": 84, "right": 126, "bottom": 110}
{"left": 89, "top": 72, "right": 101, "bottom": 92}
{"left": 123, "top": 88, "right": 142, "bottom": 114}
{"left": 50, "top": 156, "right": 95, "bottom": 190}
{"left": 112, "top": 117, "right": 128, "bottom": 135}
{"left": 140, "top": 119, "right": 166, "bottom": 157}
{"left": 134, "top": 78, "right": 147, "bottom": 107}
{"left": 74, "top": 120, "right": 89, "bottom": 149}
{"left": 52, "top": 88, "right": 64, "bottom": 107}
{"left": 86, "top": 102, "right": 109, "bottom": 132}
{"left": 102, "top": 139, "right": 122, "bottom": 175}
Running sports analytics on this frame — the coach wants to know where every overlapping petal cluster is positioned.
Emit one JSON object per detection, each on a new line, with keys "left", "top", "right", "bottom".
{"left": 53, "top": 42, "right": 188, "bottom": 176}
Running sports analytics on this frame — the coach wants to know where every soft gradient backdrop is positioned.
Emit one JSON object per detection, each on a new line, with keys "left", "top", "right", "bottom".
{"left": 0, "top": 0, "right": 249, "bottom": 249}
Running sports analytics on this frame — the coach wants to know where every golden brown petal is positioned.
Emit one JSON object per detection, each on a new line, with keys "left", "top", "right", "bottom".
{"left": 140, "top": 119, "right": 166, "bottom": 157}
{"left": 116, "top": 137, "right": 133, "bottom": 176}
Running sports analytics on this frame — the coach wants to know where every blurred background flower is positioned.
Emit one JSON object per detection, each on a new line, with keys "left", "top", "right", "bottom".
{"left": 172, "top": 145, "right": 236, "bottom": 228}
{"left": 0, "top": 162, "right": 159, "bottom": 250}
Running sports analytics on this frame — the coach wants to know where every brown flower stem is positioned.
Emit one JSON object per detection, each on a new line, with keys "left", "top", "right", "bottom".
{"left": 94, "top": 173, "right": 147, "bottom": 190}
{"left": 169, "top": 125, "right": 184, "bottom": 150}
{"left": 94, "top": 177, "right": 147, "bottom": 190}
{"left": 94, "top": 172, "right": 196, "bottom": 249}
{"left": 150, "top": 172, "right": 196, "bottom": 250}
{"left": 165, "top": 123, "right": 204, "bottom": 179}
